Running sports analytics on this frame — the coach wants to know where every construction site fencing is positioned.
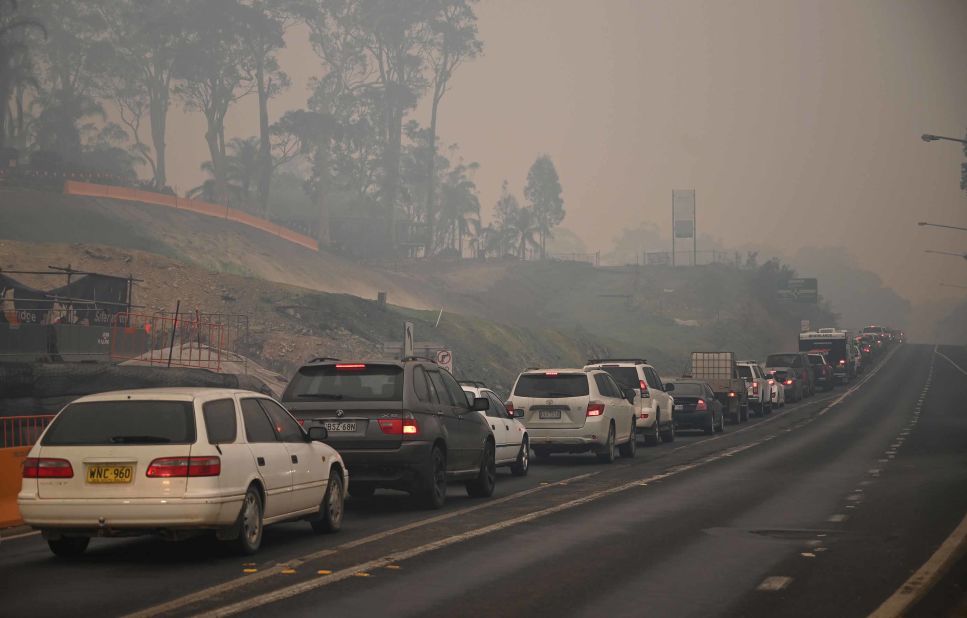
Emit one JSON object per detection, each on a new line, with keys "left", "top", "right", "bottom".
{"left": 63, "top": 180, "right": 319, "bottom": 252}
{"left": 1, "top": 414, "right": 55, "bottom": 449}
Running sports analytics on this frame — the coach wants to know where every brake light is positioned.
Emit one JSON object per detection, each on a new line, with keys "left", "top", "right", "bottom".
{"left": 785, "top": 379, "right": 793, "bottom": 386}
{"left": 639, "top": 380, "right": 650, "bottom": 398}
{"left": 377, "top": 415, "right": 419, "bottom": 436}
{"left": 768, "top": 379, "right": 775, "bottom": 385}
{"left": 752, "top": 382, "right": 759, "bottom": 396}
{"left": 696, "top": 400, "right": 707, "bottom": 411}
{"left": 838, "top": 359, "right": 846, "bottom": 365}
{"left": 587, "top": 402, "right": 605, "bottom": 417}
{"left": 146, "top": 456, "right": 221, "bottom": 477}
{"left": 728, "top": 391, "right": 736, "bottom": 398}
{"left": 545, "top": 371, "right": 559, "bottom": 376}
{"left": 335, "top": 364, "right": 366, "bottom": 370}
{"left": 22, "top": 457, "right": 73, "bottom": 479}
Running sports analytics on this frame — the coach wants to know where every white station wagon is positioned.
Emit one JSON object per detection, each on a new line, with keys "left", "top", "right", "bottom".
{"left": 18, "top": 388, "right": 348, "bottom": 557}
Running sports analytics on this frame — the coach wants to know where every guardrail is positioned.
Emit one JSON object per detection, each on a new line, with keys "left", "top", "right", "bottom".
{"left": 62, "top": 180, "right": 320, "bottom": 252}
{"left": 1, "top": 414, "right": 55, "bottom": 449}
{"left": 1, "top": 415, "right": 55, "bottom": 527}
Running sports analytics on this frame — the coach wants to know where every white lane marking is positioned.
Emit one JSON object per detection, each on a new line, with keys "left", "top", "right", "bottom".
{"left": 757, "top": 576, "right": 793, "bottom": 591}
{"left": 1, "top": 530, "right": 40, "bottom": 542}
{"left": 828, "top": 514, "right": 848, "bottom": 522}
{"left": 935, "top": 349, "right": 967, "bottom": 376}
{"left": 868, "top": 509, "right": 967, "bottom": 617}
{"left": 122, "top": 470, "right": 599, "bottom": 618}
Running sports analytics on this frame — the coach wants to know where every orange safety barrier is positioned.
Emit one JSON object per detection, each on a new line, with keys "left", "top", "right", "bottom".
{"left": 63, "top": 180, "right": 320, "bottom": 252}
{"left": 0, "top": 415, "right": 55, "bottom": 528}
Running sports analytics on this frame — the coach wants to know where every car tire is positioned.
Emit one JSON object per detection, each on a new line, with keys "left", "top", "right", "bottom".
{"left": 417, "top": 446, "right": 448, "bottom": 509}
{"left": 227, "top": 486, "right": 263, "bottom": 555}
{"left": 510, "top": 438, "right": 529, "bottom": 476}
{"left": 739, "top": 404, "right": 749, "bottom": 422}
{"left": 47, "top": 536, "right": 89, "bottom": 558}
{"left": 348, "top": 483, "right": 376, "bottom": 500}
{"left": 596, "top": 423, "right": 616, "bottom": 463}
{"left": 533, "top": 446, "right": 552, "bottom": 461}
{"left": 660, "top": 420, "right": 675, "bottom": 443}
{"left": 311, "top": 473, "right": 344, "bottom": 534}
{"left": 704, "top": 414, "right": 715, "bottom": 435}
{"left": 619, "top": 420, "right": 636, "bottom": 458}
{"left": 717, "top": 412, "right": 726, "bottom": 433}
{"left": 466, "top": 440, "right": 496, "bottom": 498}
{"left": 644, "top": 411, "right": 662, "bottom": 446}
{"left": 764, "top": 401, "right": 772, "bottom": 415}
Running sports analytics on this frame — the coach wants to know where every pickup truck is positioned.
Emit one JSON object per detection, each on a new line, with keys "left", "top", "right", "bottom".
{"left": 687, "top": 352, "right": 750, "bottom": 423}
{"left": 737, "top": 360, "right": 772, "bottom": 417}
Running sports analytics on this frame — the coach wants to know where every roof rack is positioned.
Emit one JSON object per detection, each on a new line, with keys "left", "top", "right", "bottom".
{"left": 459, "top": 380, "right": 488, "bottom": 388}
{"left": 402, "top": 355, "right": 437, "bottom": 364}
{"left": 586, "top": 358, "right": 648, "bottom": 365}
{"left": 306, "top": 356, "right": 341, "bottom": 364}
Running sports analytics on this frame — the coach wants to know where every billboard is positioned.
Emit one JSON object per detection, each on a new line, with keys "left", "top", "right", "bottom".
{"left": 779, "top": 278, "right": 819, "bottom": 303}
{"left": 672, "top": 190, "right": 696, "bottom": 238}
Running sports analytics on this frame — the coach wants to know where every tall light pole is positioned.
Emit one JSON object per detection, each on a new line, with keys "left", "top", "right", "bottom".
{"left": 925, "top": 249, "right": 967, "bottom": 261}
{"left": 940, "top": 282, "right": 967, "bottom": 290}
{"left": 921, "top": 133, "right": 967, "bottom": 145}
{"left": 917, "top": 221, "right": 967, "bottom": 232}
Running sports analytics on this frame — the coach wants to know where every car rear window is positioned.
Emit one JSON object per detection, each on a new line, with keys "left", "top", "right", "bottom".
{"left": 42, "top": 400, "right": 196, "bottom": 446}
{"left": 670, "top": 383, "right": 704, "bottom": 397}
{"left": 736, "top": 366, "right": 753, "bottom": 379}
{"left": 513, "top": 374, "right": 589, "bottom": 398}
{"left": 767, "top": 354, "right": 800, "bottom": 367}
{"left": 596, "top": 367, "right": 639, "bottom": 388}
{"left": 808, "top": 356, "right": 824, "bottom": 365}
{"left": 285, "top": 364, "right": 404, "bottom": 402}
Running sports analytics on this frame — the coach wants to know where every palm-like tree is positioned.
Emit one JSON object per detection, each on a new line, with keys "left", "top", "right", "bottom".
{"left": 0, "top": 0, "right": 45, "bottom": 149}
{"left": 189, "top": 137, "right": 260, "bottom": 208}
{"left": 506, "top": 207, "right": 541, "bottom": 260}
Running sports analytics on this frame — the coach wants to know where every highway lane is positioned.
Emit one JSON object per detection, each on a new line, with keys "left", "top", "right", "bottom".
{"left": 4, "top": 344, "right": 963, "bottom": 618}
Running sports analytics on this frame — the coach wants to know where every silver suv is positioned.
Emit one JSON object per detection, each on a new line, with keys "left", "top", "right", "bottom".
{"left": 584, "top": 359, "right": 676, "bottom": 445}
{"left": 508, "top": 369, "right": 637, "bottom": 463}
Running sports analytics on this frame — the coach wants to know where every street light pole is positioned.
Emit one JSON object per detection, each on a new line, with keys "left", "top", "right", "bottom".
{"left": 917, "top": 221, "right": 967, "bottom": 232}
{"left": 921, "top": 133, "right": 967, "bottom": 145}
{"left": 940, "top": 282, "right": 967, "bottom": 290}
{"left": 925, "top": 249, "right": 967, "bottom": 260}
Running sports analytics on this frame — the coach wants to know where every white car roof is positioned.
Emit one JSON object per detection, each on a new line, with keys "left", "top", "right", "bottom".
{"left": 70, "top": 387, "right": 263, "bottom": 404}
{"left": 523, "top": 368, "right": 590, "bottom": 374}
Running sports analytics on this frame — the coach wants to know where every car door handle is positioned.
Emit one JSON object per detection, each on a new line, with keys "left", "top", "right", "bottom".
{"left": 257, "top": 457, "right": 265, "bottom": 466}
{"left": 504, "top": 425, "right": 509, "bottom": 430}
{"left": 291, "top": 455, "right": 298, "bottom": 464}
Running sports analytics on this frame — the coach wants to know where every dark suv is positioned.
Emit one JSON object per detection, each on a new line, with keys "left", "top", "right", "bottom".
{"left": 282, "top": 358, "right": 494, "bottom": 509}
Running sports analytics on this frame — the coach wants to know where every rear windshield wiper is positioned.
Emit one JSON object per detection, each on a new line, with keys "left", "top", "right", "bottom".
{"left": 110, "top": 435, "right": 173, "bottom": 444}
{"left": 297, "top": 393, "right": 344, "bottom": 399}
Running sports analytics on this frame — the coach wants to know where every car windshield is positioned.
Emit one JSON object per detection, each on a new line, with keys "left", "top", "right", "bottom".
{"left": 670, "top": 383, "right": 704, "bottom": 397}
{"left": 514, "top": 374, "right": 589, "bottom": 398}
{"left": 596, "top": 367, "right": 639, "bottom": 388}
{"left": 42, "top": 401, "right": 196, "bottom": 446}
{"left": 285, "top": 365, "right": 404, "bottom": 402}
{"left": 767, "top": 354, "right": 799, "bottom": 367}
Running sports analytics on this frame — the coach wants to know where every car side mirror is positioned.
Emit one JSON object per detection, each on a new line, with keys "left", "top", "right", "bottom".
{"left": 472, "top": 397, "right": 489, "bottom": 412}
{"left": 307, "top": 426, "right": 328, "bottom": 442}
{"left": 663, "top": 383, "right": 675, "bottom": 392}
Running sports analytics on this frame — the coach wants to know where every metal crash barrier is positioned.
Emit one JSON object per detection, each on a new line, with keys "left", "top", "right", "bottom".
{"left": 0, "top": 415, "right": 56, "bottom": 528}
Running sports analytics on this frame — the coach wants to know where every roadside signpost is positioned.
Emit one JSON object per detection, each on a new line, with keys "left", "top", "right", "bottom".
{"left": 779, "top": 278, "right": 819, "bottom": 303}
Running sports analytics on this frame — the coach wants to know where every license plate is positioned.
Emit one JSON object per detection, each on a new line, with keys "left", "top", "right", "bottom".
{"left": 674, "top": 404, "right": 684, "bottom": 411}
{"left": 87, "top": 464, "right": 134, "bottom": 484}
{"left": 539, "top": 410, "right": 561, "bottom": 419}
{"left": 324, "top": 421, "right": 357, "bottom": 432}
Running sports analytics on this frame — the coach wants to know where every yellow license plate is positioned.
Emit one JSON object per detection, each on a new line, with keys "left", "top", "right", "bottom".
{"left": 87, "top": 465, "right": 134, "bottom": 484}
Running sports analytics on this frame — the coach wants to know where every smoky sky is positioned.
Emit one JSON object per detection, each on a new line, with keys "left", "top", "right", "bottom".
{"left": 164, "top": 0, "right": 967, "bottom": 303}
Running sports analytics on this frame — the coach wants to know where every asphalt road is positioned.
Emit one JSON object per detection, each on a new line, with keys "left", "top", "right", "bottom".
{"left": 1, "top": 343, "right": 965, "bottom": 618}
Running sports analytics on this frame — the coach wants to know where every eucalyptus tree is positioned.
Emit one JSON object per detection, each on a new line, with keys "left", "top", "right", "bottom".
{"left": 523, "top": 154, "right": 564, "bottom": 259}
{"left": 174, "top": 0, "right": 255, "bottom": 204}
{"left": 0, "top": 0, "right": 44, "bottom": 150}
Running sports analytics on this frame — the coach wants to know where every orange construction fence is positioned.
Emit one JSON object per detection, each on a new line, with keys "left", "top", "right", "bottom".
{"left": 0, "top": 415, "right": 56, "bottom": 528}
{"left": 63, "top": 180, "right": 319, "bottom": 252}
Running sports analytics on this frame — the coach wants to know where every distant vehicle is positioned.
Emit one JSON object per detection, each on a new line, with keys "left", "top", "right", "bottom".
{"left": 460, "top": 382, "right": 529, "bottom": 476}
{"left": 807, "top": 353, "right": 835, "bottom": 391}
{"left": 736, "top": 361, "right": 773, "bottom": 416}
{"left": 583, "top": 358, "right": 676, "bottom": 445}
{"left": 282, "top": 358, "right": 494, "bottom": 509}
{"left": 765, "top": 352, "right": 814, "bottom": 402}
{"left": 686, "top": 352, "right": 750, "bottom": 422}
{"left": 668, "top": 380, "right": 725, "bottom": 435}
{"left": 765, "top": 371, "right": 786, "bottom": 408}
{"left": 800, "top": 328, "right": 854, "bottom": 384}
{"left": 19, "top": 388, "right": 347, "bottom": 557}
{"left": 508, "top": 368, "right": 637, "bottom": 463}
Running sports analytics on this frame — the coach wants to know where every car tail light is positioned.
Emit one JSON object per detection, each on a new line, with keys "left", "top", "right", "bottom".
{"left": 696, "top": 400, "right": 707, "bottom": 411}
{"left": 838, "top": 359, "right": 846, "bottom": 365}
{"left": 545, "top": 371, "right": 559, "bottom": 376}
{"left": 785, "top": 379, "right": 793, "bottom": 386}
{"left": 752, "top": 382, "right": 759, "bottom": 396}
{"left": 768, "top": 379, "right": 775, "bottom": 385}
{"left": 505, "top": 401, "right": 515, "bottom": 414}
{"left": 639, "top": 380, "right": 650, "bottom": 398}
{"left": 377, "top": 413, "right": 419, "bottom": 436}
{"left": 146, "top": 456, "right": 221, "bottom": 477}
{"left": 587, "top": 402, "right": 605, "bottom": 417}
{"left": 335, "top": 363, "right": 366, "bottom": 370}
{"left": 728, "top": 391, "right": 736, "bottom": 398}
{"left": 22, "top": 457, "right": 73, "bottom": 479}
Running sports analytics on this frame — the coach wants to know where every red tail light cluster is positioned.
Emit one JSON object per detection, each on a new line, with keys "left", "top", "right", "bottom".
{"left": 639, "top": 380, "right": 650, "bottom": 398}
{"left": 752, "top": 382, "right": 759, "bottom": 396}
{"left": 377, "top": 414, "right": 420, "bottom": 436}
{"left": 785, "top": 379, "right": 793, "bottom": 386}
{"left": 23, "top": 457, "right": 73, "bottom": 479}
{"left": 696, "top": 400, "right": 708, "bottom": 411}
{"left": 586, "top": 402, "right": 605, "bottom": 417}
{"left": 147, "top": 456, "right": 221, "bottom": 478}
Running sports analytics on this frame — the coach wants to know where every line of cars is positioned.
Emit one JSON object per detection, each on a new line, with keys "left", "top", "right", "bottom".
{"left": 17, "top": 325, "right": 900, "bottom": 557}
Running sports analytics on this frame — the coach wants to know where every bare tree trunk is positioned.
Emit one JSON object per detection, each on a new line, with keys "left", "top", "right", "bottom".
{"left": 205, "top": 126, "right": 227, "bottom": 205}
{"left": 314, "top": 150, "right": 330, "bottom": 246}
{"left": 424, "top": 90, "right": 441, "bottom": 255}
{"left": 149, "top": 92, "right": 168, "bottom": 189}
{"left": 256, "top": 61, "right": 272, "bottom": 215}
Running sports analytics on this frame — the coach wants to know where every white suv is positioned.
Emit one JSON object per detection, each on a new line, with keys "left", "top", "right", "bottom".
{"left": 584, "top": 359, "right": 676, "bottom": 445}
{"left": 508, "top": 369, "right": 637, "bottom": 463}
{"left": 737, "top": 361, "right": 773, "bottom": 416}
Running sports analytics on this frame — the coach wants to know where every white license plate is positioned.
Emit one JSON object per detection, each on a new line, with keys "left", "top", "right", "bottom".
{"left": 538, "top": 410, "right": 561, "bottom": 419}
{"left": 324, "top": 421, "right": 357, "bottom": 432}
{"left": 674, "top": 405, "right": 684, "bottom": 411}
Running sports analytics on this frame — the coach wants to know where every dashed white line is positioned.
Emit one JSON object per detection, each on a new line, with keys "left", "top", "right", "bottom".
{"left": 757, "top": 576, "right": 793, "bottom": 591}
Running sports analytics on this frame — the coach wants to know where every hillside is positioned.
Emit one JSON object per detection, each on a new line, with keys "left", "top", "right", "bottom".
{"left": 0, "top": 190, "right": 839, "bottom": 386}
